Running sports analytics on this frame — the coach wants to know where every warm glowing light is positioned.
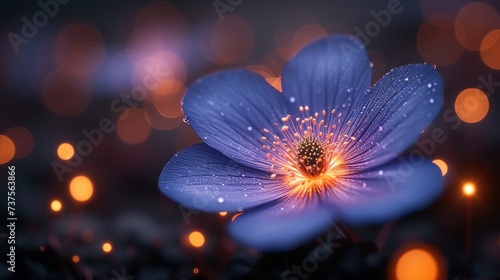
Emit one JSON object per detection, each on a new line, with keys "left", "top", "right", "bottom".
{"left": 290, "top": 24, "right": 326, "bottom": 55}
{"left": 207, "top": 15, "right": 255, "bottom": 64}
{"left": 480, "top": 29, "right": 500, "bottom": 70}
{"left": 116, "top": 108, "right": 152, "bottom": 144}
{"left": 231, "top": 212, "right": 243, "bottom": 222}
{"left": 55, "top": 23, "right": 105, "bottom": 77}
{"left": 265, "top": 76, "right": 282, "bottom": 92}
{"left": 188, "top": 231, "right": 205, "bottom": 248}
{"left": 102, "top": 242, "right": 112, "bottom": 253}
{"left": 5, "top": 127, "right": 34, "bottom": 159}
{"left": 72, "top": 255, "right": 80, "bottom": 263}
{"left": 395, "top": 248, "right": 440, "bottom": 280}
{"left": 193, "top": 268, "right": 199, "bottom": 274}
{"left": 455, "top": 88, "right": 489, "bottom": 123}
{"left": 57, "top": 143, "right": 75, "bottom": 160}
{"left": 417, "top": 15, "right": 464, "bottom": 66}
{"left": 50, "top": 200, "right": 62, "bottom": 212}
{"left": 455, "top": 2, "right": 500, "bottom": 51}
{"left": 151, "top": 80, "right": 185, "bottom": 118}
{"left": 261, "top": 107, "right": 350, "bottom": 199}
{"left": 463, "top": 183, "right": 475, "bottom": 196}
{"left": 40, "top": 246, "right": 45, "bottom": 251}
{"left": 42, "top": 68, "right": 93, "bottom": 116}
{"left": 69, "top": 175, "right": 94, "bottom": 202}
{"left": 0, "top": 135, "right": 15, "bottom": 164}
{"left": 431, "top": 159, "right": 448, "bottom": 176}
{"left": 132, "top": 52, "right": 186, "bottom": 89}
{"left": 219, "top": 211, "right": 227, "bottom": 216}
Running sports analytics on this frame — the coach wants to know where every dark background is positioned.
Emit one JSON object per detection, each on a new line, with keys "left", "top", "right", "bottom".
{"left": 1, "top": 0, "right": 499, "bottom": 279}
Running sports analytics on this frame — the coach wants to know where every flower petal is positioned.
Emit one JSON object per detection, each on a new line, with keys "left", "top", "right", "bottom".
{"left": 182, "top": 70, "right": 287, "bottom": 172}
{"left": 281, "top": 35, "right": 371, "bottom": 120}
{"left": 228, "top": 196, "right": 335, "bottom": 251}
{"left": 325, "top": 157, "right": 444, "bottom": 224}
{"left": 343, "top": 63, "right": 444, "bottom": 170}
{"left": 159, "top": 144, "right": 286, "bottom": 212}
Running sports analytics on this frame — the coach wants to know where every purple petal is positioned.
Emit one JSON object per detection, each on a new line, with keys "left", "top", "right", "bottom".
{"left": 158, "top": 144, "right": 286, "bottom": 212}
{"left": 343, "top": 63, "right": 444, "bottom": 170}
{"left": 325, "top": 157, "right": 444, "bottom": 224}
{"left": 228, "top": 196, "right": 335, "bottom": 251}
{"left": 182, "top": 70, "right": 287, "bottom": 172}
{"left": 281, "top": 35, "right": 371, "bottom": 122}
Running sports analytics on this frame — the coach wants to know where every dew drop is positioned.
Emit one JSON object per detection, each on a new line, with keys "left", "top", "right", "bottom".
{"left": 378, "top": 170, "right": 384, "bottom": 175}
{"left": 244, "top": 193, "right": 248, "bottom": 197}
{"left": 280, "top": 207, "right": 284, "bottom": 211}
{"left": 217, "top": 197, "right": 224, "bottom": 203}
{"left": 370, "top": 62, "right": 374, "bottom": 68}
{"left": 207, "top": 100, "right": 214, "bottom": 105}
{"left": 362, "top": 182, "right": 367, "bottom": 188}
{"left": 289, "top": 97, "right": 296, "bottom": 103}
{"left": 427, "top": 83, "right": 432, "bottom": 88}
{"left": 404, "top": 77, "right": 409, "bottom": 81}
{"left": 247, "top": 126, "right": 253, "bottom": 131}
{"left": 220, "top": 112, "right": 224, "bottom": 116}
{"left": 378, "top": 126, "right": 383, "bottom": 131}
{"left": 430, "top": 98, "right": 434, "bottom": 103}
{"left": 237, "top": 207, "right": 243, "bottom": 212}
{"left": 182, "top": 117, "right": 190, "bottom": 124}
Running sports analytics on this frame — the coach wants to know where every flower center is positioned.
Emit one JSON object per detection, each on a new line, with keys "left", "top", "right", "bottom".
{"left": 296, "top": 136, "right": 325, "bottom": 177}
{"left": 260, "top": 105, "right": 356, "bottom": 198}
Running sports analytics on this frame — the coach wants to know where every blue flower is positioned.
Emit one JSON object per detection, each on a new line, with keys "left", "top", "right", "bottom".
{"left": 159, "top": 35, "right": 444, "bottom": 251}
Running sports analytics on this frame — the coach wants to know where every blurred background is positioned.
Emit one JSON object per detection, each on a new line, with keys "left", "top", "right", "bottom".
{"left": 0, "top": 0, "right": 499, "bottom": 279}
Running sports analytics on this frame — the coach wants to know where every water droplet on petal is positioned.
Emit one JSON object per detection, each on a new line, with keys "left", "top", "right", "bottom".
{"left": 362, "top": 182, "right": 367, "bottom": 188}
{"left": 182, "top": 117, "right": 190, "bottom": 124}
{"left": 218, "top": 197, "right": 224, "bottom": 203}
{"left": 237, "top": 207, "right": 243, "bottom": 212}
{"left": 378, "top": 170, "right": 384, "bottom": 175}
{"left": 280, "top": 207, "right": 284, "bottom": 211}
{"left": 404, "top": 77, "right": 409, "bottom": 81}
{"left": 378, "top": 126, "right": 383, "bottom": 131}
{"left": 427, "top": 83, "right": 432, "bottom": 88}
{"left": 207, "top": 100, "right": 214, "bottom": 105}
{"left": 289, "top": 97, "right": 296, "bottom": 103}
{"left": 430, "top": 98, "right": 434, "bottom": 103}
{"left": 247, "top": 126, "right": 253, "bottom": 131}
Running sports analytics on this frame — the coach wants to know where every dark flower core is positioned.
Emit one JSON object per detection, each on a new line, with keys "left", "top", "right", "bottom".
{"left": 297, "top": 137, "right": 326, "bottom": 177}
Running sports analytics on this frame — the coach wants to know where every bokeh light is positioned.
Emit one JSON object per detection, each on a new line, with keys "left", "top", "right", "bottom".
{"left": 0, "top": 135, "right": 16, "bottom": 164}
{"left": 395, "top": 248, "right": 441, "bottom": 280}
{"left": 132, "top": 51, "right": 186, "bottom": 89}
{"left": 50, "top": 200, "right": 62, "bottom": 212}
{"left": 57, "top": 143, "right": 75, "bottom": 160}
{"left": 130, "top": 1, "right": 186, "bottom": 54}
{"left": 219, "top": 212, "right": 227, "bottom": 217}
{"left": 151, "top": 80, "right": 185, "bottom": 118}
{"left": 463, "top": 182, "right": 476, "bottom": 197}
{"left": 42, "top": 69, "right": 93, "bottom": 116}
{"left": 432, "top": 159, "right": 448, "bottom": 176}
{"left": 290, "top": 24, "right": 326, "bottom": 55}
{"left": 188, "top": 231, "right": 205, "bottom": 248}
{"left": 193, "top": 268, "right": 199, "bottom": 274}
{"left": 417, "top": 15, "right": 464, "bottom": 66}
{"left": 55, "top": 23, "right": 105, "bottom": 77}
{"left": 69, "top": 175, "right": 94, "bottom": 202}
{"left": 480, "top": 29, "right": 500, "bottom": 69}
{"left": 102, "top": 242, "right": 112, "bottom": 253}
{"left": 390, "top": 244, "right": 445, "bottom": 280}
{"left": 455, "top": 2, "right": 500, "bottom": 51}
{"left": 116, "top": 108, "right": 152, "bottom": 145}
{"left": 72, "top": 255, "right": 80, "bottom": 263}
{"left": 454, "top": 88, "right": 489, "bottom": 123}
{"left": 5, "top": 127, "right": 34, "bottom": 159}
{"left": 207, "top": 15, "right": 255, "bottom": 64}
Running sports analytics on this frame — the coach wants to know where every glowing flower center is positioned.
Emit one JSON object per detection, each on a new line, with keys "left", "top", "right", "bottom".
{"left": 260, "top": 106, "right": 356, "bottom": 198}
{"left": 296, "top": 136, "right": 326, "bottom": 177}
